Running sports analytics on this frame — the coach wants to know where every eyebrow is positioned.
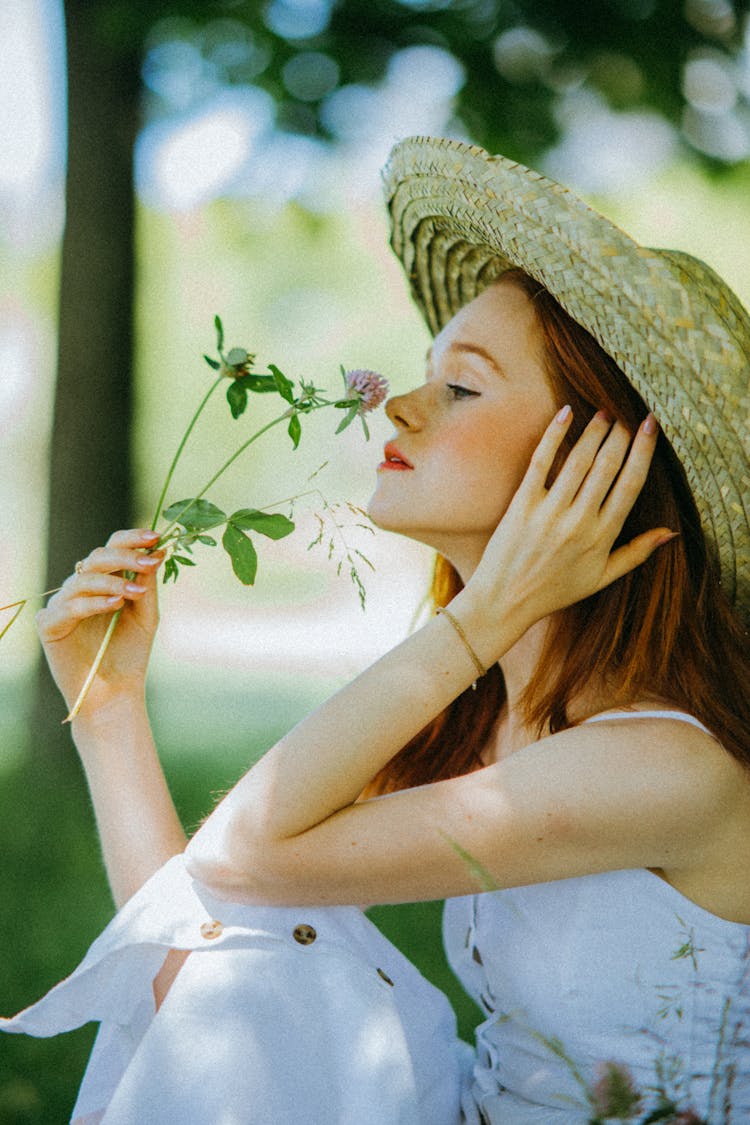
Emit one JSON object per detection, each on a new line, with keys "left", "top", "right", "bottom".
{"left": 426, "top": 342, "right": 505, "bottom": 377}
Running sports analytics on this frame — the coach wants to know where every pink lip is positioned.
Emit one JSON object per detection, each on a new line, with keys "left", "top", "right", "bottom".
{"left": 378, "top": 442, "right": 414, "bottom": 472}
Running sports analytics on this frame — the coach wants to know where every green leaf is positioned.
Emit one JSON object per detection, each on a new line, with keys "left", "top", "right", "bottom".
{"left": 197, "top": 535, "right": 217, "bottom": 546}
{"left": 162, "top": 558, "right": 180, "bottom": 584}
{"left": 335, "top": 403, "right": 360, "bottom": 434}
{"left": 222, "top": 523, "right": 258, "bottom": 585}
{"left": 439, "top": 832, "right": 498, "bottom": 892}
{"left": 203, "top": 354, "right": 221, "bottom": 370}
{"left": 227, "top": 346, "right": 249, "bottom": 366}
{"left": 214, "top": 315, "right": 224, "bottom": 352}
{"left": 268, "top": 363, "right": 295, "bottom": 404}
{"left": 172, "top": 554, "right": 196, "bottom": 566}
{"left": 288, "top": 413, "right": 302, "bottom": 449}
{"left": 226, "top": 379, "right": 248, "bottom": 419}
{"left": 229, "top": 509, "right": 295, "bottom": 539}
{"left": 243, "top": 374, "right": 278, "bottom": 393}
{"left": 163, "top": 498, "right": 227, "bottom": 531}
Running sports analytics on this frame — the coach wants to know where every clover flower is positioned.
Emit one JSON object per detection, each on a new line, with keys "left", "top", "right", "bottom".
{"left": 222, "top": 347, "right": 256, "bottom": 378}
{"left": 590, "top": 1061, "right": 642, "bottom": 1119}
{"left": 343, "top": 368, "right": 389, "bottom": 414}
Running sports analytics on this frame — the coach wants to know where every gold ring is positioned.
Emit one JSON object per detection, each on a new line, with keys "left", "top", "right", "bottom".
{"left": 75, "top": 560, "right": 84, "bottom": 575}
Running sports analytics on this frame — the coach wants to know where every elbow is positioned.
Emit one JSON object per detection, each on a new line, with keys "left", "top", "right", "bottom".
{"left": 183, "top": 808, "right": 253, "bottom": 894}
{"left": 184, "top": 817, "right": 291, "bottom": 904}
{"left": 182, "top": 846, "right": 236, "bottom": 895}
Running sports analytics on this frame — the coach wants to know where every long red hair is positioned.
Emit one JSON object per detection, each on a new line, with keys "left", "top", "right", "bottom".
{"left": 365, "top": 271, "right": 750, "bottom": 795}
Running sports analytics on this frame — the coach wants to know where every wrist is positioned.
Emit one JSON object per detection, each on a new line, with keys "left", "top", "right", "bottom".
{"left": 447, "top": 586, "right": 522, "bottom": 670}
{"left": 71, "top": 687, "right": 148, "bottom": 742}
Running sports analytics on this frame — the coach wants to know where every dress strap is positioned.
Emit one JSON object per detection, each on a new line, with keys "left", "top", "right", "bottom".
{"left": 584, "top": 709, "right": 714, "bottom": 737}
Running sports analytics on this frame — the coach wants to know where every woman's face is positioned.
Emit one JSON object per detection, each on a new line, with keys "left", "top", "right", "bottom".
{"left": 368, "top": 278, "right": 557, "bottom": 576}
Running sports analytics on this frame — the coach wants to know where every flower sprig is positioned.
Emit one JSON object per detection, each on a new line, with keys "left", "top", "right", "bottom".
{"left": 1, "top": 317, "right": 388, "bottom": 721}
{"left": 145, "top": 318, "right": 386, "bottom": 589}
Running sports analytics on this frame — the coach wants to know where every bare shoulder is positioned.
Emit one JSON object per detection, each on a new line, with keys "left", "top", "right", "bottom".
{"left": 530, "top": 709, "right": 745, "bottom": 807}
{"left": 480, "top": 709, "right": 748, "bottom": 869}
{"left": 580, "top": 709, "right": 743, "bottom": 788}
{"left": 530, "top": 711, "right": 746, "bottom": 837}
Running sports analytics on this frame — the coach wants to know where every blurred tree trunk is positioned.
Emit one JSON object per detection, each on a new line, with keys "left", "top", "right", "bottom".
{"left": 33, "top": 0, "right": 141, "bottom": 754}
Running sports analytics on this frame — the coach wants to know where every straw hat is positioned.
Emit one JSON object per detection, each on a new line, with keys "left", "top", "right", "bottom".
{"left": 383, "top": 135, "right": 749, "bottom": 622}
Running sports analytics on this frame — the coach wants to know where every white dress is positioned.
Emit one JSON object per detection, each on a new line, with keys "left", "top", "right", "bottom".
{"left": 1, "top": 855, "right": 469, "bottom": 1123}
{"left": 444, "top": 711, "right": 750, "bottom": 1123}
{"left": 3, "top": 710, "right": 748, "bottom": 1123}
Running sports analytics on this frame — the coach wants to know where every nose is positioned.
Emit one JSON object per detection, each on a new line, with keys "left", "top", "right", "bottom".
{"left": 385, "top": 387, "right": 425, "bottom": 431}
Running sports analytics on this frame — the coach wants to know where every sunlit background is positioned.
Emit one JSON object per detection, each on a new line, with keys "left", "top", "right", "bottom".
{"left": 2, "top": 0, "right": 750, "bottom": 704}
{"left": 1, "top": 0, "right": 749, "bottom": 1116}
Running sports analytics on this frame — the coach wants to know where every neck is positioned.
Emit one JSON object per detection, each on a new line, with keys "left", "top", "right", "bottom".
{"left": 494, "top": 618, "right": 553, "bottom": 753}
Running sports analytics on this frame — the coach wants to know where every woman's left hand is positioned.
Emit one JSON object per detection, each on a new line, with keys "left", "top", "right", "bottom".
{"left": 464, "top": 407, "right": 673, "bottom": 645}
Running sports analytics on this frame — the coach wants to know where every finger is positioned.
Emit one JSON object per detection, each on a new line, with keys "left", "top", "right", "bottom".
{"left": 574, "top": 421, "right": 632, "bottom": 510}
{"left": 601, "top": 527, "right": 678, "bottom": 587}
{"left": 599, "top": 415, "right": 659, "bottom": 534}
{"left": 547, "top": 410, "right": 614, "bottom": 505}
{"left": 106, "top": 528, "right": 161, "bottom": 550}
{"left": 521, "top": 405, "right": 574, "bottom": 492}
{"left": 37, "top": 594, "right": 124, "bottom": 642}
{"left": 77, "top": 546, "right": 165, "bottom": 578}
{"left": 65, "top": 572, "right": 150, "bottom": 600}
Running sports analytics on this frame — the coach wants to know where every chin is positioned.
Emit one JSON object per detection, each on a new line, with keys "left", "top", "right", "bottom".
{"left": 367, "top": 488, "right": 422, "bottom": 536}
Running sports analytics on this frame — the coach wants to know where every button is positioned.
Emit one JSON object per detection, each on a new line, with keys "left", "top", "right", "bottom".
{"left": 200, "top": 919, "right": 223, "bottom": 940}
{"left": 293, "top": 923, "right": 317, "bottom": 945}
{"left": 376, "top": 967, "right": 394, "bottom": 986}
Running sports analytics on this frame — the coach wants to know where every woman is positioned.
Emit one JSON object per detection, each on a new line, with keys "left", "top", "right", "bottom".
{"left": 4, "top": 137, "right": 749, "bottom": 1123}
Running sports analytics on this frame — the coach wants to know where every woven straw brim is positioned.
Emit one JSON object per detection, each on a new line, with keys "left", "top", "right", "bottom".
{"left": 383, "top": 136, "right": 750, "bottom": 622}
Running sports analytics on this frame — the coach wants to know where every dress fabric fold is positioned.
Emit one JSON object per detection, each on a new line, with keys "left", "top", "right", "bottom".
{"left": 1, "top": 855, "right": 469, "bottom": 1124}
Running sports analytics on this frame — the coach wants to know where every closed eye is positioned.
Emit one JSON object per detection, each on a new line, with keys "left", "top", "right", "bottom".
{"left": 446, "top": 383, "right": 481, "bottom": 400}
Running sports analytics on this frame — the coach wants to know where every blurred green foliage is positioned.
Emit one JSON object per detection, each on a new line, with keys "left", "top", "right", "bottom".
{"left": 91, "top": 0, "right": 750, "bottom": 168}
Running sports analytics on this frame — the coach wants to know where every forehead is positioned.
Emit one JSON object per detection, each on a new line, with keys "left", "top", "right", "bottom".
{"left": 431, "top": 280, "right": 543, "bottom": 362}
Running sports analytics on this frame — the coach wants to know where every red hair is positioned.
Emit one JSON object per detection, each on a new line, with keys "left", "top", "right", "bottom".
{"left": 365, "top": 271, "right": 750, "bottom": 795}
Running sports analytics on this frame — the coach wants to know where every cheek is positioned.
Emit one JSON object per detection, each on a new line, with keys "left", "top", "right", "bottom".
{"left": 447, "top": 413, "right": 543, "bottom": 491}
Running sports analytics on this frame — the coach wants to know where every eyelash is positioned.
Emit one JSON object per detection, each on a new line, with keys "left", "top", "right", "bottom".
{"left": 446, "top": 383, "right": 480, "bottom": 400}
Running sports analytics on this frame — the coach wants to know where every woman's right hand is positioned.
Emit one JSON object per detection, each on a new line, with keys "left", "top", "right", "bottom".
{"left": 36, "top": 529, "right": 165, "bottom": 716}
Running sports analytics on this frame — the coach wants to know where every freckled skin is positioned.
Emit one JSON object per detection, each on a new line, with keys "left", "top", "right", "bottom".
{"left": 368, "top": 281, "right": 556, "bottom": 575}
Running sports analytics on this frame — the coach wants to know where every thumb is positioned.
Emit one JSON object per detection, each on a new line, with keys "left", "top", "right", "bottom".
{"left": 129, "top": 552, "right": 164, "bottom": 630}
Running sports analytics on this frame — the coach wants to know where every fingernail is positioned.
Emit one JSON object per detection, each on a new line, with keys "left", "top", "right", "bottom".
{"left": 656, "top": 531, "right": 679, "bottom": 546}
{"left": 105, "top": 595, "right": 123, "bottom": 606}
{"left": 139, "top": 530, "right": 160, "bottom": 542}
{"left": 642, "top": 413, "right": 658, "bottom": 435}
{"left": 594, "top": 409, "right": 612, "bottom": 424}
{"left": 139, "top": 556, "right": 161, "bottom": 568}
{"left": 125, "top": 583, "right": 145, "bottom": 594}
{"left": 555, "top": 405, "right": 572, "bottom": 424}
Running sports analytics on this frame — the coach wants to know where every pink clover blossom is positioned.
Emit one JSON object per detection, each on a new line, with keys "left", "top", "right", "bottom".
{"left": 344, "top": 369, "right": 389, "bottom": 414}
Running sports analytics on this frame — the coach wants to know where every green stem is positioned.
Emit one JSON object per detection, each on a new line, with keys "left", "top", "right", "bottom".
{"left": 0, "top": 587, "right": 64, "bottom": 641}
{"left": 64, "top": 609, "right": 122, "bottom": 723}
{"left": 155, "top": 402, "right": 330, "bottom": 543}
{"left": 150, "top": 374, "right": 224, "bottom": 530}
{"left": 0, "top": 600, "right": 27, "bottom": 641}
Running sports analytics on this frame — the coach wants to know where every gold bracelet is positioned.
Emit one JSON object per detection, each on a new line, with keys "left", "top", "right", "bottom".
{"left": 436, "top": 606, "right": 488, "bottom": 688}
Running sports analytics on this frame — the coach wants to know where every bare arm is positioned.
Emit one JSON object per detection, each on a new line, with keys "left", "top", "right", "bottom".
{"left": 72, "top": 698, "right": 186, "bottom": 908}
{"left": 37, "top": 531, "right": 185, "bottom": 907}
{"left": 186, "top": 716, "right": 732, "bottom": 906}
